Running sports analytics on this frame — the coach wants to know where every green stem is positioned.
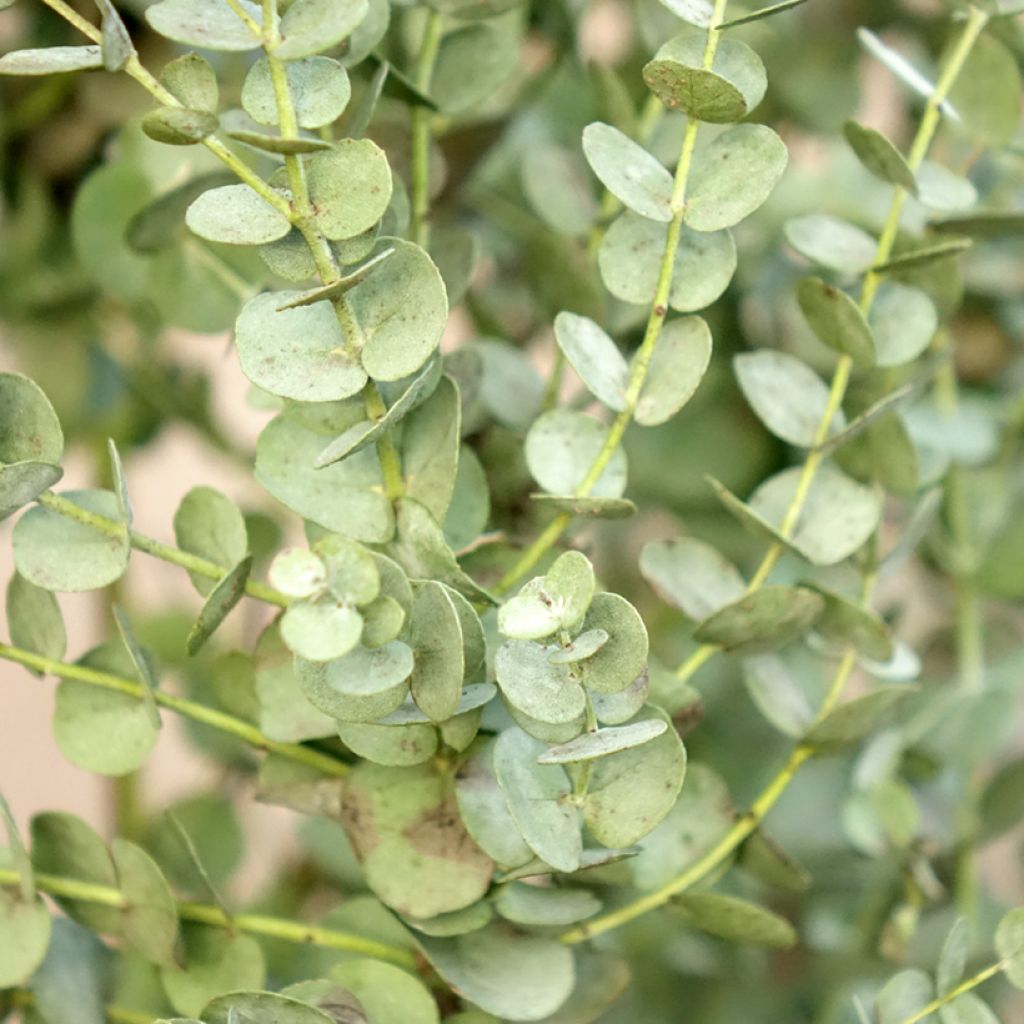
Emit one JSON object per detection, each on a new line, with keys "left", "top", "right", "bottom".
{"left": 0, "top": 643, "right": 348, "bottom": 778}
{"left": 36, "top": 492, "right": 288, "bottom": 607}
{"left": 565, "top": 646, "right": 859, "bottom": 943}
{"left": 261, "top": 0, "right": 405, "bottom": 501}
{"left": 410, "top": 9, "right": 445, "bottom": 248}
{"left": 0, "top": 868, "right": 416, "bottom": 968}
{"left": 495, "top": 0, "right": 730, "bottom": 596}
{"left": 896, "top": 961, "right": 1004, "bottom": 1024}
{"left": 36, "top": 0, "right": 292, "bottom": 219}
{"left": 675, "top": 4, "right": 990, "bottom": 687}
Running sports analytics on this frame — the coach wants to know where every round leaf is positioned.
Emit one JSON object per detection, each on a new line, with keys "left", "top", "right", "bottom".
{"left": 525, "top": 410, "right": 627, "bottom": 498}
{"left": 173, "top": 486, "right": 248, "bottom": 597}
{"left": 348, "top": 240, "right": 448, "bottom": 382}
{"left": 236, "top": 291, "right": 368, "bottom": 402}
{"left": 581, "top": 122, "right": 674, "bottom": 223}
{"left": 493, "top": 728, "right": 581, "bottom": 873}
{"left": 186, "top": 185, "right": 291, "bottom": 246}
{"left": 339, "top": 761, "right": 494, "bottom": 918}
{"left": 583, "top": 708, "right": 686, "bottom": 847}
{"left": 640, "top": 536, "right": 745, "bottom": 621}
{"left": 576, "top": 592, "right": 649, "bottom": 695}
{"left": 685, "top": 124, "right": 788, "bottom": 232}
{"left": 634, "top": 315, "right": 712, "bottom": 425}
{"left": 734, "top": 350, "right": 845, "bottom": 447}
{"left": 0, "top": 892, "right": 51, "bottom": 988}
{"left": 416, "top": 925, "right": 575, "bottom": 1022}
{"left": 869, "top": 283, "right": 937, "bottom": 368}
{"left": 995, "top": 908, "right": 1024, "bottom": 989}
{"left": 14, "top": 489, "right": 130, "bottom": 592}
{"left": 643, "top": 33, "right": 766, "bottom": 123}
{"left": 796, "top": 276, "right": 876, "bottom": 367}
{"left": 784, "top": 213, "right": 877, "bottom": 276}
{"left": 146, "top": 0, "right": 262, "bottom": 51}
{"left": 298, "top": 641, "right": 414, "bottom": 723}
{"left": 306, "top": 140, "right": 392, "bottom": 241}
{"left": 330, "top": 960, "right": 438, "bottom": 1024}
{"left": 599, "top": 211, "right": 736, "bottom": 312}
{"left": 274, "top": 0, "right": 371, "bottom": 60}
{"left": 281, "top": 598, "right": 364, "bottom": 663}
{"left": 338, "top": 719, "right": 438, "bottom": 766}
{"left": 553, "top": 312, "right": 629, "bottom": 412}
{"left": 748, "top": 464, "right": 882, "bottom": 565}
{"left": 242, "top": 56, "right": 350, "bottom": 129}
{"left": 499, "top": 550, "right": 595, "bottom": 641}
{"left": 495, "top": 640, "right": 586, "bottom": 725}
{"left": 495, "top": 884, "right": 601, "bottom": 927}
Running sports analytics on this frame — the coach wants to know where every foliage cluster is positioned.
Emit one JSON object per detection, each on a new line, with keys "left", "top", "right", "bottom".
{"left": 1, "top": 0, "right": 1024, "bottom": 1022}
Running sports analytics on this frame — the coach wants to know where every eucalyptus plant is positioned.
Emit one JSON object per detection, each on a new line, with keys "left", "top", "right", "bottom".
{"left": 1, "top": 0, "right": 1024, "bottom": 1022}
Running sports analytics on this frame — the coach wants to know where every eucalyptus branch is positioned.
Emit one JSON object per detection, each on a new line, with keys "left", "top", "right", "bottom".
{"left": 562, "top": 648, "right": 858, "bottom": 944}
{"left": 675, "top": 4, "right": 990, "bottom": 686}
{"left": 496, "top": 0, "right": 731, "bottom": 595}
{"left": 897, "top": 960, "right": 1004, "bottom": 1024}
{"left": 0, "top": 643, "right": 348, "bottom": 778}
{"left": 35, "top": 0, "right": 292, "bottom": 218}
{"left": 35, "top": 492, "right": 289, "bottom": 608}
{"left": 260, "top": 0, "right": 406, "bottom": 500}
{"left": 0, "top": 867, "right": 416, "bottom": 967}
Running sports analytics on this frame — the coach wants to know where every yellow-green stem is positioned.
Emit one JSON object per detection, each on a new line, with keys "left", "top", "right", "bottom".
{"left": 496, "top": 0, "right": 729, "bottom": 596}
{"left": 263, "top": 0, "right": 407, "bottom": 500}
{"left": 896, "top": 961, "right": 1004, "bottom": 1024}
{"left": 0, "top": 643, "right": 348, "bottom": 778}
{"left": 0, "top": 867, "right": 416, "bottom": 967}
{"left": 675, "top": 4, "right": 990, "bottom": 686}
{"left": 36, "top": 492, "right": 288, "bottom": 606}
{"left": 36, "top": 0, "right": 292, "bottom": 218}
{"left": 565, "top": 647, "right": 858, "bottom": 943}
{"left": 410, "top": 9, "right": 445, "bottom": 247}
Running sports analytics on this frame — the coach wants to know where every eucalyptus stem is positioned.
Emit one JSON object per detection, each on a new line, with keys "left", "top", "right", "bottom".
{"left": 261, "top": 0, "right": 406, "bottom": 501}
{"left": 563, "top": 647, "right": 859, "bottom": 943}
{"left": 35, "top": 492, "right": 289, "bottom": 607}
{"left": 35, "top": 0, "right": 292, "bottom": 218}
{"left": 0, "top": 867, "right": 417, "bottom": 967}
{"left": 0, "top": 643, "right": 349, "bottom": 778}
{"left": 496, "top": 0, "right": 730, "bottom": 596}
{"left": 675, "top": 4, "right": 990, "bottom": 686}
{"left": 896, "top": 960, "right": 1004, "bottom": 1024}
{"left": 411, "top": 9, "right": 444, "bottom": 247}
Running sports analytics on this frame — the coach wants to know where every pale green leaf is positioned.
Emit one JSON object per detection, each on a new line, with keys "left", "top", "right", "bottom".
{"left": 306, "top": 140, "right": 392, "bottom": 241}
{"left": 599, "top": 210, "right": 736, "bottom": 312}
{"left": 242, "top": 56, "right": 350, "bottom": 129}
{"left": 298, "top": 641, "right": 413, "bottom": 723}
{"left": 146, "top": 0, "right": 262, "bottom": 51}
{"left": 581, "top": 122, "right": 674, "bottom": 223}
{"left": 173, "top": 486, "right": 248, "bottom": 597}
{"left": 583, "top": 707, "right": 685, "bottom": 848}
{"left": 14, "top": 489, "right": 130, "bottom": 592}
{"left": 0, "top": 45, "right": 103, "bottom": 75}
{"left": 634, "top": 315, "right": 712, "bottom": 425}
{"left": 417, "top": 925, "right": 575, "bottom": 1022}
{"left": 554, "top": 312, "right": 629, "bottom": 411}
{"left": 186, "top": 185, "right": 291, "bottom": 245}
{"left": 493, "top": 728, "right": 581, "bottom": 872}
{"left": 734, "top": 350, "right": 845, "bottom": 447}
{"left": 525, "top": 410, "right": 627, "bottom": 498}
{"left": 685, "top": 124, "right": 788, "bottom": 232}
{"left": 639, "top": 536, "right": 745, "bottom": 620}
{"left": 275, "top": 0, "right": 370, "bottom": 59}
{"left": 330, "top": 960, "right": 438, "bottom": 1024}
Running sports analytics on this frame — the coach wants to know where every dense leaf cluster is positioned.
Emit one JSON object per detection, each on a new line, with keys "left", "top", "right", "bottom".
{"left": 1, "top": 0, "right": 1024, "bottom": 1022}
